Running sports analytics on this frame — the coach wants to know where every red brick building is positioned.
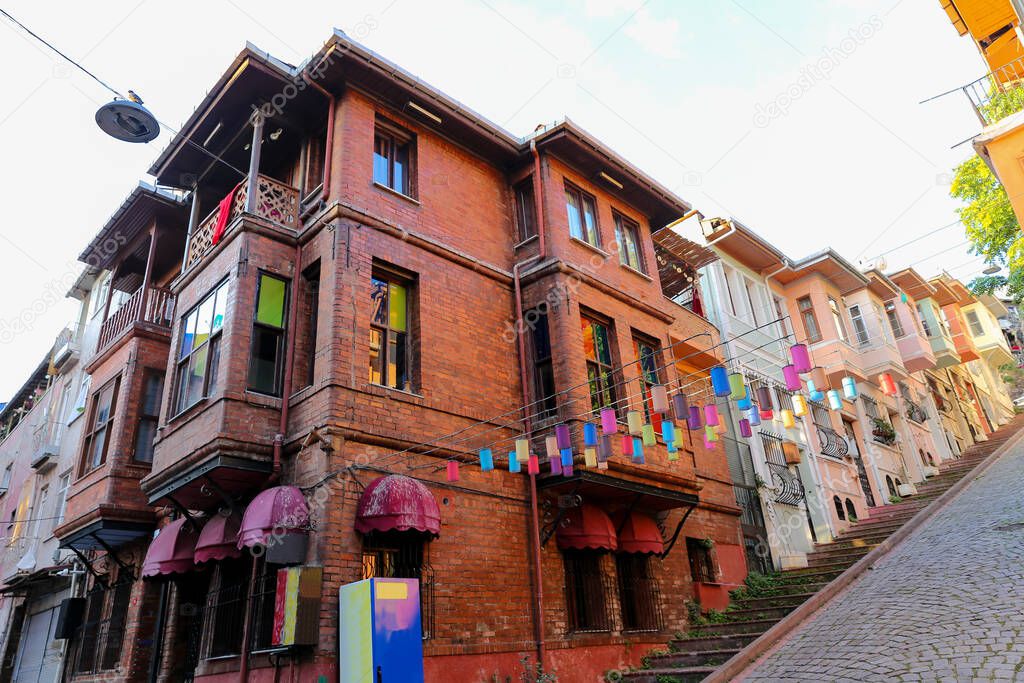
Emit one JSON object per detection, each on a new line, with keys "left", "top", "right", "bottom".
{"left": 51, "top": 31, "right": 747, "bottom": 683}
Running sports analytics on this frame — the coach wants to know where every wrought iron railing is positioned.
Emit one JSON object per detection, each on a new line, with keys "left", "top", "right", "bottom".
{"left": 905, "top": 399, "right": 928, "bottom": 424}
{"left": 564, "top": 550, "right": 615, "bottom": 633}
{"left": 96, "top": 286, "right": 175, "bottom": 353}
{"left": 616, "top": 555, "right": 663, "bottom": 633}
{"left": 185, "top": 174, "right": 300, "bottom": 270}
{"left": 761, "top": 431, "right": 805, "bottom": 506}
{"left": 816, "top": 425, "right": 850, "bottom": 459}
{"left": 954, "top": 55, "right": 1024, "bottom": 125}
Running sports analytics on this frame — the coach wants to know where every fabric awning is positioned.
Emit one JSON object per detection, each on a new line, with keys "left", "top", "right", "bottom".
{"left": 615, "top": 511, "right": 664, "bottom": 555}
{"left": 195, "top": 512, "right": 242, "bottom": 564}
{"left": 556, "top": 503, "right": 617, "bottom": 551}
{"left": 238, "top": 486, "right": 310, "bottom": 548}
{"left": 142, "top": 518, "right": 200, "bottom": 578}
{"left": 355, "top": 475, "right": 440, "bottom": 537}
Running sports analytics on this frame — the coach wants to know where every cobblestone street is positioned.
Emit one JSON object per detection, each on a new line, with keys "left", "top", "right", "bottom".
{"left": 744, "top": 438, "right": 1024, "bottom": 682}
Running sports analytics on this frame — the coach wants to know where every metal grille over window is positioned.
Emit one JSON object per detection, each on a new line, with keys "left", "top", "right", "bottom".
{"left": 563, "top": 550, "right": 615, "bottom": 633}
{"left": 760, "top": 431, "right": 806, "bottom": 505}
{"left": 362, "top": 534, "right": 434, "bottom": 640}
{"left": 811, "top": 400, "right": 849, "bottom": 459}
{"left": 615, "top": 554, "right": 663, "bottom": 633}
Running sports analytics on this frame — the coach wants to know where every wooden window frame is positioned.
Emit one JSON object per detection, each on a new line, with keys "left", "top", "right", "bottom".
{"left": 885, "top": 301, "right": 905, "bottom": 339}
{"left": 369, "top": 264, "right": 416, "bottom": 393}
{"left": 514, "top": 177, "right": 537, "bottom": 242}
{"left": 247, "top": 272, "right": 290, "bottom": 397}
{"left": 373, "top": 117, "right": 416, "bottom": 198}
{"left": 614, "top": 212, "right": 646, "bottom": 273}
{"left": 581, "top": 312, "right": 618, "bottom": 415}
{"left": 79, "top": 375, "right": 121, "bottom": 477}
{"left": 302, "top": 126, "right": 328, "bottom": 200}
{"left": 174, "top": 279, "right": 228, "bottom": 415}
{"left": 797, "top": 296, "right": 821, "bottom": 343}
{"left": 848, "top": 304, "right": 870, "bottom": 347}
{"left": 633, "top": 334, "right": 664, "bottom": 428}
{"left": 528, "top": 306, "right": 557, "bottom": 421}
{"left": 133, "top": 370, "right": 164, "bottom": 464}
{"left": 565, "top": 182, "right": 601, "bottom": 247}
{"left": 829, "top": 296, "right": 850, "bottom": 343}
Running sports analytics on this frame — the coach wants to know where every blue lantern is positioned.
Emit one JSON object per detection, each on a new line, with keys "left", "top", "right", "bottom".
{"left": 479, "top": 448, "right": 494, "bottom": 472}
{"left": 842, "top": 376, "right": 857, "bottom": 399}
{"left": 583, "top": 423, "right": 599, "bottom": 447}
{"left": 826, "top": 389, "right": 843, "bottom": 410}
{"left": 748, "top": 403, "right": 761, "bottom": 426}
{"left": 710, "top": 366, "right": 731, "bottom": 397}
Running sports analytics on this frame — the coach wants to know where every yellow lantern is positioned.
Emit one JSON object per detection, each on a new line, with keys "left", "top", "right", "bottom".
{"left": 781, "top": 409, "right": 796, "bottom": 429}
{"left": 791, "top": 393, "right": 808, "bottom": 417}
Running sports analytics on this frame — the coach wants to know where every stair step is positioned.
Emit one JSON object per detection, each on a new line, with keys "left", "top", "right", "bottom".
{"left": 686, "top": 617, "right": 776, "bottom": 636}
{"left": 778, "top": 564, "right": 850, "bottom": 581}
{"left": 733, "top": 591, "right": 817, "bottom": 610}
{"left": 621, "top": 666, "right": 717, "bottom": 682}
{"left": 669, "top": 633, "right": 760, "bottom": 652}
{"left": 807, "top": 548, "right": 873, "bottom": 566}
{"left": 643, "top": 648, "right": 742, "bottom": 669}
{"left": 706, "top": 604, "right": 796, "bottom": 622}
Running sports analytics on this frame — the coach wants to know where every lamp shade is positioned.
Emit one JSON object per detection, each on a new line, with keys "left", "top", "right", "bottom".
{"left": 479, "top": 448, "right": 494, "bottom": 471}
{"left": 710, "top": 366, "right": 731, "bottom": 397}
{"left": 661, "top": 421, "right": 675, "bottom": 444}
{"left": 621, "top": 434, "right": 633, "bottom": 457}
{"left": 583, "top": 423, "right": 599, "bottom": 447}
{"left": 842, "top": 376, "right": 858, "bottom": 399}
{"left": 737, "top": 396, "right": 752, "bottom": 411}
{"left": 545, "top": 436, "right": 559, "bottom": 459}
{"left": 728, "top": 373, "right": 747, "bottom": 402}
{"left": 508, "top": 451, "right": 520, "bottom": 473}
{"left": 748, "top": 404, "right": 762, "bottom": 426}
{"left": 781, "top": 409, "right": 795, "bottom": 429}
{"left": 651, "top": 385, "right": 669, "bottom": 413}
{"left": 632, "top": 437, "right": 644, "bottom": 464}
{"left": 555, "top": 424, "right": 572, "bottom": 450}
{"left": 704, "top": 404, "right": 720, "bottom": 427}
{"left": 810, "top": 367, "right": 829, "bottom": 392}
{"left": 879, "top": 373, "right": 897, "bottom": 396}
{"left": 446, "top": 461, "right": 459, "bottom": 481}
{"left": 705, "top": 425, "right": 718, "bottom": 442}
{"left": 790, "top": 343, "right": 812, "bottom": 373}
{"left": 600, "top": 408, "right": 618, "bottom": 435}
{"left": 783, "top": 364, "right": 801, "bottom": 391}
{"left": 826, "top": 389, "right": 843, "bottom": 410}
{"left": 527, "top": 455, "right": 540, "bottom": 475}
{"left": 672, "top": 393, "right": 689, "bottom": 421}
{"left": 739, "top": 418, "right": 752, "bottom": 438}
{"left": 703, "top": 434, "right": 716, "bottom": 450}
{"left": 756, "top": 386, "right": 774, "bottom": 412}
{"left": 641, "top": 423, "right": 657, "bottom": 446}
{"left": 584, "top": 447, "right": 597, "bottom": 468}
{"left": 626, "top": 411, "right": 643, "bottom": 435}
{"left": 782, "top": 441, "right": 801, "bottom": 464}
{"left": 791, "top": 393, "right": 808, "bottom": 417}
{"left": 687, "top": 405, "right": 702, "bottom": 430}
{"left": 516, "top": 438, "right": 530, "bottom": 462}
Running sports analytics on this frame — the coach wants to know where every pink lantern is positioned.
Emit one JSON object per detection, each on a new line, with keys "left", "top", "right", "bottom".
{"left": 651, "top": 385, "right": 669, "bottom": 414}
{"left": 790, "top": 343, "right": 812, "bottom": 374}
{"left": 600, "top": 408, "right": 618, "bottom": 435}
{"left": 446, "top": 461, "right": 459, "bottom": 482}
{"left": 704, "top": 404, "right": 720, "bottom": 427}
{"left": 783, "top": 364, "right": 801, "bottom": 391}
{"left": 739, "top": 418, "right": 752, "bottom": 438}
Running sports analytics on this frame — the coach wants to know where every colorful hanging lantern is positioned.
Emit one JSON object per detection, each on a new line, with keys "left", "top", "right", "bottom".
{"left": 508, "top": 451, "right": 520, "bottom": 473}
{"left": 563, "top": 460, "right": 574, "bottom": 476}
{"left": 782, "top": 364, "right": 801, "bottom": 391}
{"left": 756, "top": 386, "right": 774, "bottom": 413}
{"left": 705, "top": 424, "right": 718, "bottom": 442}
{"left": 781, "top": 408, "right": 796, "bottom": 429}
{"left": 560, "top": 448, "right": 573, "bottom": 468}
{"left": 545, "top": 436, "right": 559, "bottom": 460}
{"left": 641, "top": 423, "right": 657, "bottom": 446}
{"left": 791, "top": 394, "right": 808, "bottom": 417}
{"left": 737, "top": 396, "right": 752, "bottom": 411}
{"left": 621, "top": 434, "right": 633, "bottom": 457}
{"left": 687, "top": 405, "right": 702, "bottom": 430}
{"left": 555, "top": 423, "right": 572, "bottom": 450}
{"left": 479, "top": 448, "right": 494, "bottom": 472}
{"left": 651, "top": 385, "right": 669, "bottom": 414}
{"left": 661, "top": 421, "right": 676, "bottom": 445}
{"left": 632, "top": 437, "right": 645, "bottom": 464}
{"left": 703, "top": 433, "right": 716, "bottom": 450}
{"left": 584, "top": 447, "right": 598, "bottom": 468}
{"left": 583, "top": 423, "right": 599, "bottom": 448}
{"left": 704, "top": 404, "right": 720, "bottom": 427}
{"left": 748, "top": 404, "right": 762, "bottom": 426}
{"left": 626, "top": 410, "right": 643, "bottom": 435}
{"left": 446, "top": 461, "right": 459, "bottom": 481}
{"left": 598, "top": 435, "right": 613, "bottom": 463}
{"left": 738, "top": 418, "right": 752, "bottom": 438}
{"left": 672, "top": 393, "right": 688, "bottom": 421}
{"left": 667, "top": 442, "right": 679, "bottom": 461}
{"left": 842, "top": 376, "right": 858, "bottom": 399}
{"left": 515, "top": 438, "right": 530, "bottom": 463}
{"left": 600, "top": 408, "right": 618, "bottom": 435}
{"left": 550, "top": 455, "right": 563, "bottom": 476}
{"left": 527, "top": 454, "right": 540, "bottom": 475}
{"left": 810, "top": 367, "right": 829, "bottom": 392}
{"left": 879, "top": 373, "right": 897, "bottom": 396}
{"left": 790, "top": 343, "right": 812, "bottom": 374}
{"left": 728, "top": 373, "right": 747, "bottom": 402}
{"left": 710, "top": 366, "right": 731, "bottom": 397}
{"left": 782, "top": 441, "right": 801, "bottom": 465}
{"left": 826, "top": 389, "right": 843, "bottom": 410}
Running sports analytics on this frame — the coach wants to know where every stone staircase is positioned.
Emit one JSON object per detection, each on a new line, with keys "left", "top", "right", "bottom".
{"left": 620, "top": 420, "right": 1022, "bottom": 683}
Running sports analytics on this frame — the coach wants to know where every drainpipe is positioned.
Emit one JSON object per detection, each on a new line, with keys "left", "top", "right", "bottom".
{"left": 237, "top": 554, "right": 260, "bottom": 683}
{"left": 269, "top": 241, "right": 304, "bottom": 486}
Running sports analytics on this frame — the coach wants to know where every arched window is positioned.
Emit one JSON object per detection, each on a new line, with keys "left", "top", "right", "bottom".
{"left": 845, "top": 498, "right": 856, "bottom": 521}
{"left": 927, "top": 452, "right": 935, "bottom": 466}
{"left": 833, "top": 495, "right": 845, "bottom": 521}
{"left": 886, "top": 475, "right": 896, "bottom": 497}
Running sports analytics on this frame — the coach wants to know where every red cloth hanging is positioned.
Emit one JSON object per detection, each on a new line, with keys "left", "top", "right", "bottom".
{"left": 211, "top": 182, "right": 243, "bottom": 246}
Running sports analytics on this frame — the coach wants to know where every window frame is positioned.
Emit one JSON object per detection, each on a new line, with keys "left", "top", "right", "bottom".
{"left": 563, "top": 549, "right": 612, "bottom": 633}
{"left": 633, "top": 335, "right": 664, "bottom": 429}
{"left": 581, "top": 312, "right": 618, "bottom": 416}
{"left": 302, "top": 126, "right": 327, "bottom": 200}
{"left": 247, "top": 272, "right": 290, "bottom": 397}
{"left": 373, "top": 118, "right": 416, "bottom": 198}
{"left": 528, "top": 307, "right": 557, "bottom": 421}
{"left": 564, "top": 183, "right": 601, "bottom": 248}
{"left": 797, "top": 296, "right": 821, "bottom": 343}
{"left": 79, "top": 375, "right": 121, "bottom": 477}
{"left": 848, "top": 304, "right": 870, "bottom": 347}
{"left": 173, "top": 279, "right": 228, "bottom": 415}
{"left": 885, "top": 301, "right": 905, "bottom": 339}
{"left": 965, "top": 309, "right": 985, "bottom": 337}
{"left": 614, "top": 212, "right": 646, "bottom": 273}
{"left": 55, "top": 472, "right": 70, "bottom": 525}
{"left": 829, "top": 296, "right": 850, "bottom": 343}
{"left": 369, "top": 266, "right": 415, "bottom": 393}
{"left": 133, "top": 370, "right": 165, "bottom": 464}
{"left": 514, "top": 177, "right": 537, "bottom": 243}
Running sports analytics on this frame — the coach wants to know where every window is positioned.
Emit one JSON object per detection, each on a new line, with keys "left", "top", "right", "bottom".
{"left": 80, "top": 377, "right": 120, "bottom": 476}
{"left": 722, "top": 266, "right": 739, "bottom": 317}
{"left": 55, "top": 473, "right": 70, "bottom": 524}
{"left": 614, "top": 213, "right": 645, "bottom": 273}
{"left": 686, "top": 537, "right": 716, "bottom": 583}
{"left": 529, "top": 308, "right": 557, "bottom": 420}
{"left": 634, "top": 337, "right": 663, "bottom": 430}
{"left": 373, "top": 119, "right": 414, "bottom": 196}
{"left": 72, "top": 578, "right": 132, "bottom": 674}
{"left": 937, "top": 307, "right": 953, "bottom": 337}
{"left": 863, "top": 396, "right": 880, "bottom": 420}
{"left": 69, "top": 376, "right": 90, "bottom": 424}
{"left": 303, "top": 129, "right": 327, "bottom": 198}
{"left": 873, "top": 303, "right": 890, "bottom": 343}
{"left": 965, "top": 310, "right": 985, "bottom": 337}
{"left": 175, "top": 280, "right": 228, "bottom": 413}
{"left": 743, "top": 277, "right": 762, "bottom": 325}
{"left": 249, "top": 558, "right": 279, "bottom": 652}
{"left": 133, "top": 371, "right": 164, "bottom": 463}
{"left": 90, "top": 275, "right": 110, "bottom": 318}
{"left": 298, "top": 262, "right": 321, "bottom": 389}
{"left": 565, "top": 184, "right": 600, "bottom": 247}
{"left": 829, "top": 297, "right": 849, "bottom": 343}
{"left": 833, "top": 495, "right": 845, "bottom": 520}
{"left": 248, "top": 273, "right": 289, "bottom": 396}
{"left": 369, "top": 269, "right": 413, "bottom": 392}
{"left": 514, "top": 178, "right": 537, "bottom": 242}
{"left": 848, "top": 305, "right": 870, "bottom": 346}
{"left": 616, "top": 554, "right": 662, "bottom": 632}
{"left": 917, "top": 303, "right": 933, "bottom": 337}
{"left": 202, "top": 558, "right": 250, "bottom": 658}
{"left": 845, "top": 498, "right": 856, "bottom": 520}
{"left": 773, "top": 295, "right": 789, "bottom": 337}
{"left": 885, "top": 302, "right": 905, "bottom": 338}
{"left": 30, "top": 485, "right": 47, "bottom": 540}
{"left": 885, "top": 475, "right": 896, "bottom": 498}
{"left": 797, "top": 297, "right": 821, "bottom": 342}
{"left": 0, "top": 464, "right": 10, "bottom": 492}
{"left": 582, "top": 315, "right": 617, "bottom": 414}
{"left": 563, "top": 550, "right": 612, "bottom": 633}
{"left": 362, "top": 532, "right": 434, "bottom": 639}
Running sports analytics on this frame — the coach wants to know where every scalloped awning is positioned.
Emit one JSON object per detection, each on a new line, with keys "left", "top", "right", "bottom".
{"left": 142, "top": 518, "right": 199, "bottom": 578}
{"left": 195, "top": 512, "right": 242, "bottom": 564}
{"left": 238, "top": 486, "right": 309, "bottom": 548}
{"left": 355, "top": 475, "right": 440, "bottom": 537}
{"left": 556, "top": 503, "right": 617, "bottom": 551}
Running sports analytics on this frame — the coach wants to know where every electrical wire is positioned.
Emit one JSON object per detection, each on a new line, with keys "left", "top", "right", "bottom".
{"left": 868, "top": 220, "right": 963, "bottom": 260}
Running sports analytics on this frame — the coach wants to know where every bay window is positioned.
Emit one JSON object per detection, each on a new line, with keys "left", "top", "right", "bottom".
{"left": 248, "top": 273, "right": 289, "bottom": 396}
{"left": 174, "top": 279, "right": 228, "bottom": 413}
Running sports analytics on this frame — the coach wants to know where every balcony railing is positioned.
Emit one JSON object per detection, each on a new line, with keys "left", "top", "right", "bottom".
{"left": 905, "top": 399, "right": 928, "bottom": 425}
{"left": 816, "top": 425, "right": 850, "bottom": 459}
{"left": 185, "top": 174, "right": 300, "bottom": 271}
{"left": 96, "top": 286, "right": 175, "bottom": 354}
{"left": 955, "top": 55, "right": 1024, "bottom": 126}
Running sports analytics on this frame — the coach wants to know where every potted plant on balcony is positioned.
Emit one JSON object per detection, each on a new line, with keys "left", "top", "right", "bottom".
{"left": 870, "top": 418, "right": 896, "bottom": 445}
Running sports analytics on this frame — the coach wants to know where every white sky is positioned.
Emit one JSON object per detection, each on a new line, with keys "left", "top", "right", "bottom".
{"left": 0, "top": 0, "right": 992, "bottom": 400}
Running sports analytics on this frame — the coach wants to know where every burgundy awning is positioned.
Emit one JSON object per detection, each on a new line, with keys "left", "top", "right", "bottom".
{"left": 238, "top": 486, "right": 309, "bottom": 548}
{"left": 195, "top": 511, "right": 242, "bottom": 564}
{"left": 615, "top": 511, "right": 664, "bottom": 555}
{"left": 556, "top": 503, "right": 617, "bottom": 551}
{"left": 355, "top": 475, "right": 440, "bottom": 537}
{"left": 142, "top": 518, "right": 200, "bottom": 578}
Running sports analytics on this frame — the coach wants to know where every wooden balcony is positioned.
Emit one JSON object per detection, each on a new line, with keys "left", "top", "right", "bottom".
{"left": 96, "top": 286, "right": 175, "bottom": 356}
{"left": 184, "top": 174, "right": 300, "bottom": 271}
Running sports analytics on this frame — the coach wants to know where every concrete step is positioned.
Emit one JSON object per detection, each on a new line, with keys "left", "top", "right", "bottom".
{"left": 642, "top": 647, "right": 742, "bottom": 669}
{"left": 778, "top": 563, "right": 851, "bottom": 581}
{"left": 708, "top": 604, "right": 796, "bottom": 622}
{"left": 815, "top": 534, "right": 889, "bottom": 550}
{"left": 669, "top": 633, "right": 760, "bottom": 653}
{"left": 621, "top": 666, "right": 716, "bottom": 682}
{"left": 746, "top": 580, "right": 832, "bottom": 597}
{"left": 686, "top": 617, "right": 776, "bottom": 636}
{"left": 733, "top": 591, "right": 816, "bottom": 610}
{"left": 806, "top": 547, "right": 874, "bottom": 567}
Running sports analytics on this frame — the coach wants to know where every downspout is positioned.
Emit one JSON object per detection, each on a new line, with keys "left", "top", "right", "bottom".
{"left": 237, "top": 554, "right": 260, "bottom": 683}
{"left": 515, "top": 139, "right": 547, "bottom": 670}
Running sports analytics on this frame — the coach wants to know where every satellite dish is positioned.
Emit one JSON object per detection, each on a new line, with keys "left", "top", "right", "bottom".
{"left": 95, "top": 97, "right": 160, "bottom": 143}
{"left": 983, "top": 265, "right": 1001, "bottom": 275}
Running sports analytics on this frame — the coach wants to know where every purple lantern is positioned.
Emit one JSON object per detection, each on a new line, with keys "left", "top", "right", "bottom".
{"left": 687, "top": 405, "right": 702, "bottom": 430}
{"left": 672, "top": 393, "right": 689, "bottom": 421}
{"left": 555, "top": 424, "right": 571, "bottom": 450}
{"left": 783, "top": 364, "right": 801, "bottom": 391}
{"left": 790, "top": 343, "right": 812, "bottom": 374}
{"left": 704, "top": 404, "right": 720, "bottom": 427}
{"left": 600, "top": 408, "right": 617, "bottom": 435}
{"left": 739, "top": 418, "right": 752, "bottom": 438}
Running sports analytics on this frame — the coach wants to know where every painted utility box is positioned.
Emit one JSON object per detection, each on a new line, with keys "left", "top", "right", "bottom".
{"left": 338, "top": 578, "right": 424, "bottom": 683}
